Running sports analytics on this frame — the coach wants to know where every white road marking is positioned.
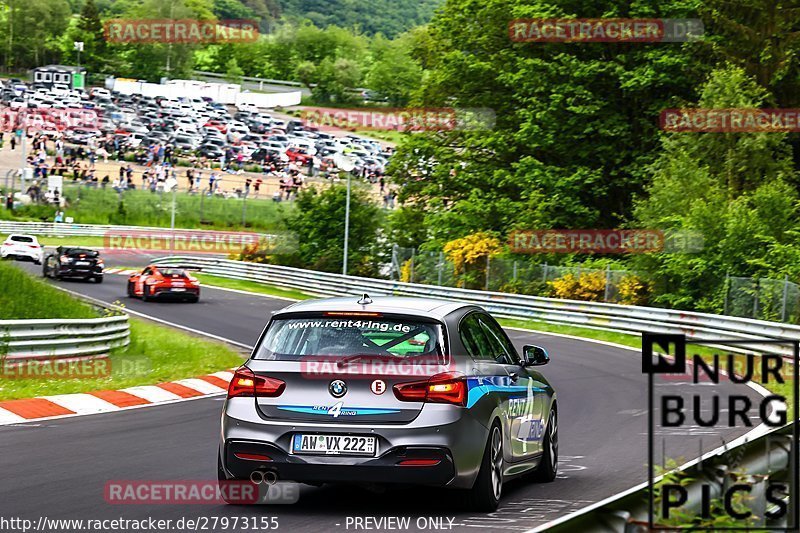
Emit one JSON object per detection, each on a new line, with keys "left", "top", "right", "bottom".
{"left": 173, "top": 378, "right": 226, "bottom": 394}
{"left": 0, "top": 408, "right": 27, "bottom": 424}
{"left": 121, "top": 386, "right": 182, "bottom": 403}
{"left": 42, "top": 394, "right": 119, "bottom": 415}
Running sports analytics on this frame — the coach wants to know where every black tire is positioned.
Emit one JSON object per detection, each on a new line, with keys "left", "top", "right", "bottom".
{"left": 217, "top": 450, "right": 243, "bottom": 505}
{"left": 217, "top": 451, "right": 228, "bottom": 482}
{"left": 127, "top": 281, "right": 135, "bottom": 298}
{"left": 142, "top": 285, "right": 152, "bottom": 302}
{"left": 188, "top": 295, "right": 199, "bottom": 303}
{"left": 93, "top": 276, "right": 103, "bottom": 284}
{"left": 466, "top": 423, "right": 503, "bottom": 512}
{"left": 532, "top": 406, "right": 558, "bottom": 482}
{"left": 42, "top": 262, "right": 50, "bottom": 278}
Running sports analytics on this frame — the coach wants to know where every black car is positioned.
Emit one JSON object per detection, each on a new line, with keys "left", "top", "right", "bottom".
{"left": 198, "top": 144, "right": 225, "bottom": 158}
{"left": 43, "top": 247, "right": 104, "bottom": 283}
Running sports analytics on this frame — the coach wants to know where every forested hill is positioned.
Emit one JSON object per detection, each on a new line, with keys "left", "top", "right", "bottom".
{"left": 277, "top": 0, "right": 442, "bottom": 36}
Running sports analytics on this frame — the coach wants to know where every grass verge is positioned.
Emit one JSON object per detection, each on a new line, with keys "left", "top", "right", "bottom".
{"left": 0, "top": 260, "right": 98, "bottom": 319}
{"left": 0, "top": 318, "right": 244, "bottom": 400}
{"left": 33, "top": 236, "right": 108, "bottom": 249}
{"left": 0, "top": 187, "right": 292, "bottom": 233}
{"left": 195, "top": 272, "right": 315, "bottom": 301}
{"left": 0, "top": 263, "right": 245, "bottom": 400}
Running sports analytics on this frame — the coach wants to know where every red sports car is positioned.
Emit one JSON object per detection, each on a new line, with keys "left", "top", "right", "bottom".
{"left": 127, "top": 265, "right": 200, "bottom": 302}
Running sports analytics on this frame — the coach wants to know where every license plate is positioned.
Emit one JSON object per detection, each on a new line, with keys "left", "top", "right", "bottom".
{"left": 75, "top": 261, "right": 90, "bottom": 266}
{"left": 292, "top": 434, "right": 376, "bottom": 456}
{"left": 170, "top": 288, "right": 186, "bottom": 292}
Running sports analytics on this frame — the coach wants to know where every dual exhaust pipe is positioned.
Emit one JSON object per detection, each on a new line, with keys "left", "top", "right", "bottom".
{"left": 250, "top": 469, "right": 278, "bottom": 485}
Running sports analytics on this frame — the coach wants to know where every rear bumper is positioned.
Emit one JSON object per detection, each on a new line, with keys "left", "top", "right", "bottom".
{"left": 220, "top": 403, "right": 489, "bottom": 489}
{"left": 222, "top": 440, "right": 455, "bottom": 486}
{"left": 2, "top": 250, "right": 42, "bottom": 262}
{"left": 56, "top": 266, "right": 102, "bottom": 278}
{"left": 151, "top": 287, "right": 200, "bottom": 299}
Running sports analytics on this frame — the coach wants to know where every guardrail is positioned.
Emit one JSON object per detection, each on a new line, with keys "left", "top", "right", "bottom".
{"left": 0, "top": 315, "right": 130, "bottom": 360}
{"left": 0, "top": 221, "right": 269, "bottom": 239}
{"left": 152, "top": 256, "right": 800, "bottom": 357}
{"left": 534, "top": 422, "right": 797, "bottom": 531}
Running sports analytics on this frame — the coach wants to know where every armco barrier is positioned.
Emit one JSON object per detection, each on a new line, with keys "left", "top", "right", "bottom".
{"left": 152, "top": 256, "right": 800, "bottom": 357}
{"left": 0, "top": 221, "right": 270, "bottom": 239}
{"left": 0, "top": 315, "right": 130, "bottom": 360}
{"left": 533, "top": 422, "right": 797, "bottom": 531}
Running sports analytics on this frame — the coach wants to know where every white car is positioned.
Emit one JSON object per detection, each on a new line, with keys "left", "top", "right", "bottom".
{"left": 50, "top": 84, "right": 71, "bottom": 97}
{"left": 1, "top": 234, "right": 44, "bottom": 264}
{"left": 236, "top": 102, "right": 259, "bottom": 113}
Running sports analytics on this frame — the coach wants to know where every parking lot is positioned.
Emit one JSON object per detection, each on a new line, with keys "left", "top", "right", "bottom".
{"left": 0, "top": 78, "right": 396, "bottom": 202}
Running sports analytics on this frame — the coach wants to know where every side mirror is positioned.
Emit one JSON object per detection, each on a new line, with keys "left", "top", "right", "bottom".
{"left": 522, "top": 345, "right": 550, "bottom": 366}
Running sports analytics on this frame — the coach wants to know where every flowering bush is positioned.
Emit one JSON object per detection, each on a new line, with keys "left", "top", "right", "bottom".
{"left": 549, "top": 271, "right": 606, "bottom": 301}
{"left": 617, "top": 274, "right": 650, "bottom": 305}
{"left": 443, "top": 232, "right": 502, "bottom": 289}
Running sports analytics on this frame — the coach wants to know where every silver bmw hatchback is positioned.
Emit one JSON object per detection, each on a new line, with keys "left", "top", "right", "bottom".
{"left": 218, "top": 295, "right": 558, "bottom": 510}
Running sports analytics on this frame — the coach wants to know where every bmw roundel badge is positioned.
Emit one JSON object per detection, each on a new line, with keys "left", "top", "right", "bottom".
{"left": 329, "top": 379, "right": 347, "bottom": 398}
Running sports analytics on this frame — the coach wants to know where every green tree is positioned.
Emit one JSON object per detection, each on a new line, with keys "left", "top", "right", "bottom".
{"left": 699, "top": 0, "right": 800, "bottom": 107}
{"left": 2, "top": 0, "right": 71, "bottom": 69}
{"left": 277, "top": 0, "right": 442, "bottom": 37}
{"left": 387, "top": 0, "right": 705, "bottom": 248}
{"left": 224, "top": 57, "right": 244, "bottom": 84}
{"left": 108, "top": 0, "right": 215, "bottom": 81}
{"left": 289, "top": 184, "right": 381, "bottom": 276}
{"left": 311, "top": 56, "right": 361, "bottom": 103}
{"left": 366, "top": 34, "right": 422, "bottom": 105}
{"left": 633, "top": 67, "right": 799, "bottom": 311}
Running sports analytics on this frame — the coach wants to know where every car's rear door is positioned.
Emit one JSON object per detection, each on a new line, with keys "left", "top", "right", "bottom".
{"left": 463, "top": 312, "right": 547, "bottom": 462}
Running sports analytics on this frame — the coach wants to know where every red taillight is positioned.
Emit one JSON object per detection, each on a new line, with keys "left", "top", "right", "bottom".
{"left": 234, "top": 452, "right": 272, "bottom": 461}
{"left": 397, "top": 459, "right": 441, "bottom": 466}
{"left": 227, "top": 367, "right": 285, "bottom": 398}
{"left": 28, "top": 245, "right": 39, "bottom": 248}
{"left": 393, "top": 372, "right": 466, "bottom": 406}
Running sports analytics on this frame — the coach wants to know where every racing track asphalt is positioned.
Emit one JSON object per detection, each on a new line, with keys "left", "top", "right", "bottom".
{"left": 0, "top": 258, "right": 767, "bottom": 532}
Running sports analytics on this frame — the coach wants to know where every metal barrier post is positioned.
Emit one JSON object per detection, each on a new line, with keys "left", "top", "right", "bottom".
{"left": 782, "top": 275, "right": 790, "bottom": 322}
{"left": 437, "top": 252, "right": 443, "bottom": 286}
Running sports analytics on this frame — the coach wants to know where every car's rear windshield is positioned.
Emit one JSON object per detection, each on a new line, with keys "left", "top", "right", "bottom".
{"left": 159, "top": 268, "right": 186, "bottom": 277}
{"left": 254, "top": 315, "right": 444, "bottom": 361}
{"left": 65, "top": 248, "right": 98, "bottom": 257}
{"left": 10, "top": 236, "right": 33, "bottom": 243}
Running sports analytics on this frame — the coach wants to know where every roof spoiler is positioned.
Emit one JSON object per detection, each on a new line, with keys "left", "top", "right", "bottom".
{"left": 171, "top": 265, "right": 203, "bottom": 272}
